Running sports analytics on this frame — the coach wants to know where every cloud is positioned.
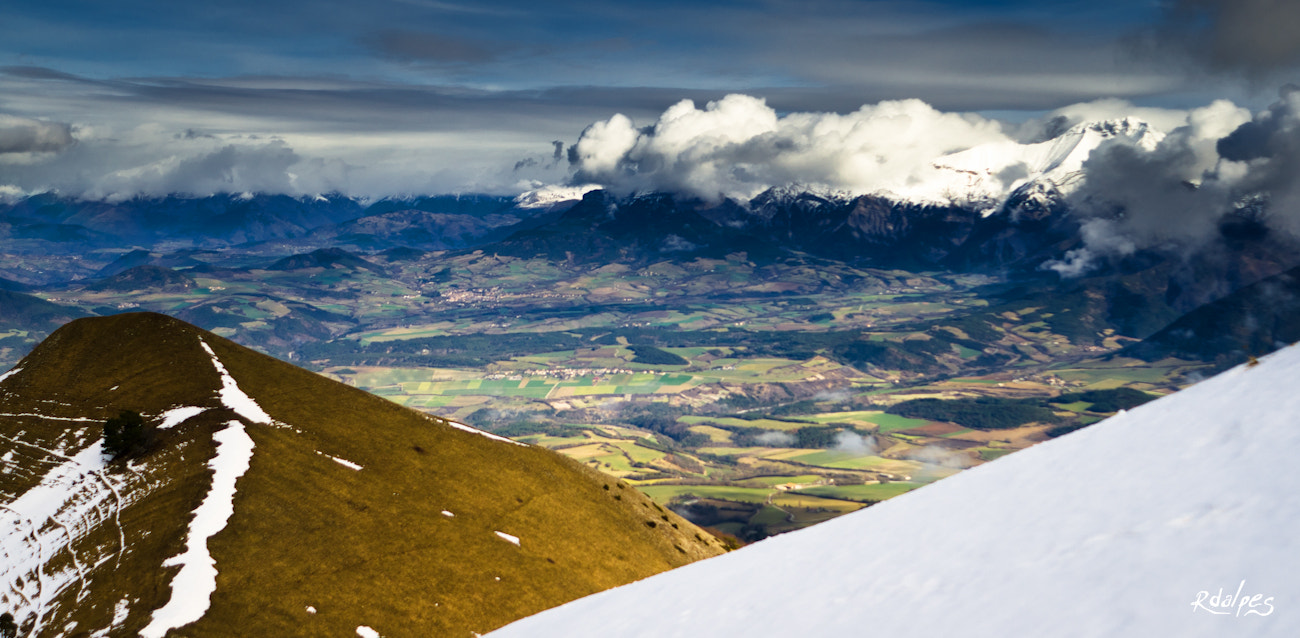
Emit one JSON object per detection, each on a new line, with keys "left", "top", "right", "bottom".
{"left": 755, "top": 431, "right": 796, "bottom": 447}
{"left": 812, "top": 389, "right": 852, "bottom": 403}
{"left": 569, "top": 94, "right": 1008, "bottom": 201}
{"left": 1218, "top": 87, "right": 1300, "bottom": 234}
{"left": 94, "top": 141, "right": 305, "bottom": 198}
{"left": 833, "top": 431, "right": 877, "bottom": 455}
{"left": 908, "top": 445, "right": 970, "bottom": 471}
{"left": 1145, "top": 0, "right": 1300, "bottom": 76}
{"left": 0, "top": 120, "right": 360, "bottom": 200}
{"left": 1020, "top": 98, "right": 1195, "bottom": 142}
{"left": 0, "top": 115, "right": 75, "bottom": 156}
{"left": 1045, "top": 91, "right": 1300, "bottom": 275}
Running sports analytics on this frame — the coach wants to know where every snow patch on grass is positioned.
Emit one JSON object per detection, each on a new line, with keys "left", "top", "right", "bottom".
{"left": 0, "top": 367, "right": 22, "bottom": 383}
{"left": 446, "top": 420, "right": 525, "bottom": 447}
{"left": 89, "top": 597, "right": 131, "bottom": 637}
{"left": 0, "top": 413, "right": 96, "bottom": 422}
{"left": 199, "top": 340, "right": 271, "bottom": 424}
{"left": 315, "top": 450, "right": 362, "bottom": 471}
{"left": 441, "top": 510, "right": 454, "bottom": 517}
{"left": 157, "top": 406, "right": 207, "bottom": 430}
{"left": 356, "top": 625, "right": 381, "bottom": 638}
{"left": 0, "top": 441, "right": 132, "bottom": 634}
{"left": 494, "top": 531, "right": 520, "bottom": 546}
{"left": 139, "top": 421, "right": 255, "bottom": 638}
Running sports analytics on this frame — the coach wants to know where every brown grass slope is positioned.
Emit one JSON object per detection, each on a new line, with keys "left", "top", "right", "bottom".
{"left": 0, "top": 312, "right": 724, "bottom": 637}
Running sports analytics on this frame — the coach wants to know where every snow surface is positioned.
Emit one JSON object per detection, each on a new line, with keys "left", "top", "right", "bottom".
{"left": 442, "top": 510, "right": 454, "bottom": 517}
{"left": 88, "top": 597, "right": 131, "bottom": 637}
{"left": 139, "top": 421, "right": 255, "bottom": 638}
{"left": 328, "top": 455, "right": 362, "bottom": 471}
{"left": 489, "top": 347, "right": 1300, "bottom": 638}
{"left": 0, "top": 367, "right": 22, "bottom": 384}
{"left": 356, "top": 625, "right": 381, "bottom": 638}
{"left": 446, "top": 420, "right": 525, "bottom": 446}
{"left": 156, "top": 406, "right": 207, "bottom": 430}
{"left": 0, "top": 440, "right": 132, "bottom": 634}
{"left": 0, "top": 413, "right": 96, "bottom": 422}
{"left": 494, "top": 531, "right": 520, "bottom": 547}
{"left": 899, "top": 117, "right": 1162, "bottom": 211}
{"left": 313, "top": 450, "right": 363, "bottom": 470}
{"left": 514, "top": 184, "right": 601, "bottom": 208}
{"left": 200, "top": 340, "right": 272, "bottom": 424}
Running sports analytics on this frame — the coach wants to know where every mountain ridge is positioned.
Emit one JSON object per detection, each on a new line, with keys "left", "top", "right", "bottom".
{"left": 0, "top": 313, "right": 724, "bottom": 637}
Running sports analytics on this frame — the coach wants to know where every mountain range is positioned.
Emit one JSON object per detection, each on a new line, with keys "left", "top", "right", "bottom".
{"left": 2, "top": 112, "right": 1299, "bottom": 636}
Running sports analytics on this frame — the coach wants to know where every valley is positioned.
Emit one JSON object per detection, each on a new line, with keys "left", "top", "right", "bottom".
{"left": 2, "top": 221, "right": 1216, "bottom": 541}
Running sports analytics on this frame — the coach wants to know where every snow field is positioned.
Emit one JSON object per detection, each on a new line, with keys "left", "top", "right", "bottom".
{"left": 199, "top": 341, "right": 272, "bottom": 424}
{"left": 139, "top": 421, "right": 255, "bottom": 638}
{"left": 488, "top": 346, "right": 1300, "bottom": 638}
{"left": 0, "top": 441, "right": 133, "bottom": 635}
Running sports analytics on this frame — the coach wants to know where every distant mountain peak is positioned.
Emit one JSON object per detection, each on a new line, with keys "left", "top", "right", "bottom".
{"left": 513, "top": 184, "right": 601, "bottom": 209}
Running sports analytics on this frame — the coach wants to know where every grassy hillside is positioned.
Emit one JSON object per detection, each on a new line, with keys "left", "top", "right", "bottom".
{"left": 0, "top": 313, "right": 724, "bottom": 637}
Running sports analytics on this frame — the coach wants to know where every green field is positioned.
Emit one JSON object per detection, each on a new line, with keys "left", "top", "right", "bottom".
{"left": 679, "top": 415, "right": 812, "bottom": 432}
{"left": 807, "top": 411, "right": 932, "bottom": 432}
{"left": 793, "top": 482, "right": 923, "bottom": 502}
{"left": 786, "top": 451, "right": 896, "bottom": 470}
{"left": 637, "top": 485, "right": 776, "bottom": 504}
{"left": 737, "top": 474, "right": 822, "bottom": 487}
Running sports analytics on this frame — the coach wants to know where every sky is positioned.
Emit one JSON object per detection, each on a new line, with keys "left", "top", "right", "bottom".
{"left": 1, "top": 0, "right": 1298, "bottom": 199}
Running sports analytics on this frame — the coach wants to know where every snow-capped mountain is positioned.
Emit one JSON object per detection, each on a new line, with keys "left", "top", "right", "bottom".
{"left": 512, "top": 184, "right": 603, "bottom": 209}
{"left": 520, "top": 117, "right": 1165, "bottom": 216}
{"left": 488, "top": 344, "right": 1300, "bottom": 637}
{"left": 848, "top": 117, "right": 1161, "bottom": 215}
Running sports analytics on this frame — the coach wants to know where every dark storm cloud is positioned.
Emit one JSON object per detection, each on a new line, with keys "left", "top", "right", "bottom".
{"left": 0, "top": 115, "right": 75, "bottom": 154}
{"left": 1143, "top": 0, "right": 1300, "bottom": 76}
{"left": 1047, "top": 89, "right": 1300, "bottom": 276}
{"left": 1217, "top": 87, "right": 1300, "bottom": 230}
{"left": 1218, "top": 86, "right": 1300, "bottom": 161}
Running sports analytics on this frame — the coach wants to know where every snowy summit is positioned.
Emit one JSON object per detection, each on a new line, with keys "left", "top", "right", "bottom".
{"left": 489, "top": 346, "right": 1300, "bottom": 637}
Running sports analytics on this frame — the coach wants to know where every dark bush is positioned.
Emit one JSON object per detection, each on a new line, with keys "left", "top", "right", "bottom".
{"left": 628, "top": 345, "right": 689, "bottom": 366}
{"left": 794, "top": 426, "right": 839, "bottom": 448}
{"left": 103, "top": 409, "right": 156, "bottom": 459}
{"left": 887, "top": 398, "right": 1060, "bottom": 430}
{"left": 1056, "top": 388, "right": 1155, "bottom": 413}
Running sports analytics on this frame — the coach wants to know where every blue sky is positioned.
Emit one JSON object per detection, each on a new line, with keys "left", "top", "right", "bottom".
{"left": 0, "top": 0, "right": 1296, "bottom": 198}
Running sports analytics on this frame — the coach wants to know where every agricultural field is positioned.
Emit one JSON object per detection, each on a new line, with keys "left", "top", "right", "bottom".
{"left": 24, "top": 245, "right": 1201, "bottom": 540}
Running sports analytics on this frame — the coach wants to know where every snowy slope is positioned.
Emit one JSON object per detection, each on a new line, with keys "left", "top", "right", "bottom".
{"left": 489, "top": 346, "right": 1300, "bottom": 638}
{"left": 892, "top": 117, "right": 1162, "bottom": 211}
{"left": 0, "top": 440, "right": 133, "bottom": 632}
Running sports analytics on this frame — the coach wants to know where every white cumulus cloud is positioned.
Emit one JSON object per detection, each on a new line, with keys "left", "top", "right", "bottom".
{"left": 569, "top": 94, "right": 1009, "bottom": 201}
